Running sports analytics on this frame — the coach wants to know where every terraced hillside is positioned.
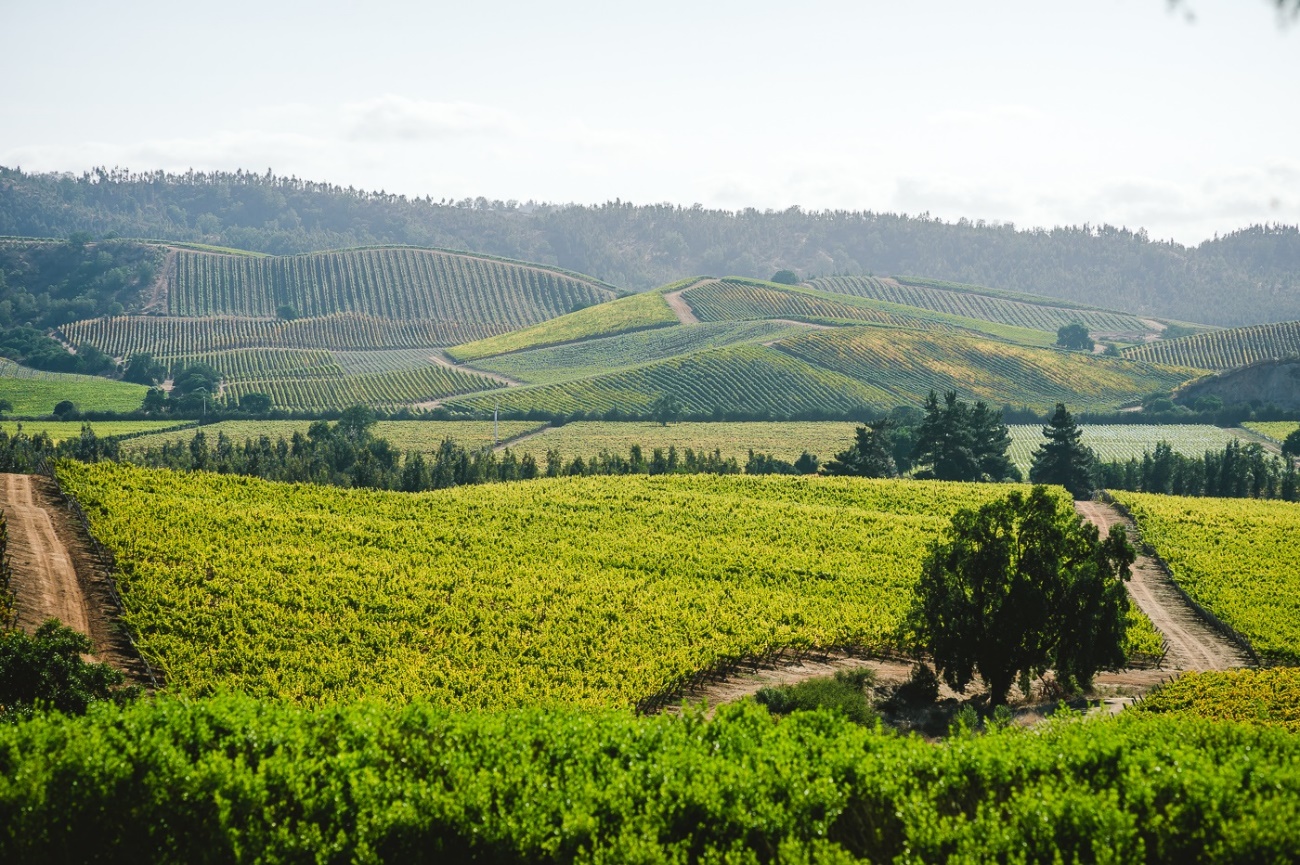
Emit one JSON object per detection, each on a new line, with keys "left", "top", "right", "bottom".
{"left": 1124, "top": 320, "right": 1300, "bottom": 370}
{"left": 810, "top": 275, "right": 1162, "bottom": 339}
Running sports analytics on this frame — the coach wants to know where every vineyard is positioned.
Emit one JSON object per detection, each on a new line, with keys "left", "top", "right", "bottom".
{"left": 0, "top": 359, "right": 148, "bottom": 415}
{"left": 680, "top": 278, "right": 949, "bottom": 330}
{"left": 0, "top": 420, "right": 189, "bottom": 441}
{"left": 1138, "top": 668, "right": 1300, "bottom": 731}
{"left": 1245, "top": 421, "right": 1300, "bottom": 443}
{"left": 446, "top": 289, "right": 679, "bottom": 362}
{"left": 1007, "top": 424, "right": 1245, "bottom": 475}
{"left": 472, "top": 320, "right": 806, "bottom": 385}
{"left": 776, "top": 327, "right": 1195, "bottom": 411}
{"left": 120, "top": 419, "right": 545, "bottom": 454}
{"left": 4, "top": 699, "right": 1298, "bottom": 864}
{"left": 1110, "top": 490, "right": 1300, "bottom": 664}
{"left": 58, "top": 463, "right": 1034, "bottom": 707}
{"left": 506, "top": 421, "right": 860, "bottom": 464}
{"left": 221, "top": 363, "right": 502, "bottom": 411}
{"left": 62, "top": 312, "right": 508, "bottom": 357}
{"left": 449, "top": 344, "right": 889, "bottom": 417}
{"left": 159, "top": 348, "right": 344, "bottom": 381}
{"left": 162, "top": 246, "right": 616, "bottom": 321}
{"left": 1124, "top": 319, "right": 1300, "bottom": 370}
{"left": 809, "top": 275, "right": 1155, "bottom": 336}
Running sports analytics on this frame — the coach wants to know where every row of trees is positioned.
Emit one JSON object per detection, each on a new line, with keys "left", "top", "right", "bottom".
{"left": 1095, "top": 438, "right": 1300, "bottom": 501}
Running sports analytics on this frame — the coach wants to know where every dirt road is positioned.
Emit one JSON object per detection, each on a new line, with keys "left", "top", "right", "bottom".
{"left": 427, "top": 351, "right": 521, "bottom": 386}
{"left": 1074, "top": 499, "right": 1253, "bottom": 671}
{"left": 664, "top": 281, "right": 712, "bottom": 325}
{"left": 0, "top": 473, "right": 151, "bottom": 682}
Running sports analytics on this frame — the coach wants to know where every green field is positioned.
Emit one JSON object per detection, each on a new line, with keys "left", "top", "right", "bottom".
{"left": 1112, "top": 491, "right": 1300, "bottom": 663}
{"left": 60, "top": 463, "right": 1046, "bottom": 707}
{"left": 121, "top": 420, "right": 546, "bottom": 454}
{"left": 449, "top": 343, "right": 887, "bottom": 417}
{"left": 810, "top": 275, "right": 1156, "bottom": 337}
{"left": 1008, "top": 424, "right": 1246, "bottom": 475}
{"left": 777, "top": 327, "right": 1195, "bottom": 412}
{"left": 471, "top": 320, "right": 807, "bottom": 385}
{"left": 504, "top": 421, "right": 860, "bottom": 463}
{"left": 0, "top": 359, "right": 148, "bottom": 415}
{"left": 1245, "top": 421, "right": 1300, "bottom": 444}
{"left": 0, "top": 420, "right": 189, "bottom": 442}
{"left": 1124, "top": 319, "right": 1300, "bottom": 370}
{"left": 221, "top": 363, "right": 501, "bottom": 411}
{"left": 447, "top": 288, "right": 679, "bottom": 362}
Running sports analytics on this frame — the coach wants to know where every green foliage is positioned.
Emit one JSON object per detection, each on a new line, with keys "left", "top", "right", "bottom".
{"left": 770, "top": 269, "right": 799, "bottom": 285}
{"left": 0, "top": 513, "right": 12, "bottom": 627}
{"left": 1138, "top": 668, "right": 1300, "bottom": 732}
{"left": 1007, "top": 423, "right": 1243, "bottom": 477}
{"left": 0, "top": 358, "right": 148, "bottom": 416}
{"left": 777, "top": 326, "right": 1193, "bottom": 413}
{"left": 1111, "top": 491, "right": 1300, "bottom": 663}
{"left": 822, "top": 419, "right": 898, "bottom": 478}
{"left": 1096, "top": 439, "right": 1299, "bottom": 501}
{"left": 58, "top": 462, "right": 1022, "bottom": 707}
{"left": 121, "top": 351, "right": 164, "bottom": 385}
{"left": 1125, "top": 319, "right": 1300, "bottom": 370}
{"left": 912, "top": 390, "right": 1020, "bottom": 483}
{"left": 448, "top": 290, "right": 676, "bottom": 362}
{"left": 1029, "top": 403, "right": 1096, "bottom": 498}
{"left": 1056, "top": 322, "right": 1095, "bottom": 351}
{"left": 812, "top": 275, "right": 1154, "bottom": 337}
{"left": 0, "top": 621, "right": 132, "bottom": 720}
{"left": 754, "top": 668, "right": 876, "bottom": 724}
{"left": 1284, "top": 428, "right": 1300, "bottom": 458}
{"left": 649, "top": 393, "right": 682, "bottom": 426}
{"left": 912, "top": 487, "right": 1134, "bottom": 703}
{"left": 1, "top": 695, "right": 1299, "bottom": 862}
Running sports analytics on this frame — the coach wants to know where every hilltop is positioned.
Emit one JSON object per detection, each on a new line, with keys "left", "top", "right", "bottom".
{"left": 4, "top": 166, "right": 1300, "bottom": 326}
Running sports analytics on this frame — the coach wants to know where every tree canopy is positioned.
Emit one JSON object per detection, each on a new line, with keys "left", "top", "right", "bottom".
{"left": 912, "top": 391, "right": 1020, "bottom": 483}
{"left": 1029, "top": 403, "right": 1096, "bottom": 499}
{"left": 910, "top": 487, "right": 1134, "bottom": 704}
{"left": 1056, "top": 323, "right": 1095, "bottom": 352}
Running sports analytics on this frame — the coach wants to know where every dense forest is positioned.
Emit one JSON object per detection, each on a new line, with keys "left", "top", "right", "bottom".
{"left": 2, "top": 167, "right": 1299, "bottom": 326}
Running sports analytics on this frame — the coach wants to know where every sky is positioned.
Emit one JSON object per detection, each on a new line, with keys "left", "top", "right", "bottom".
{"left": 2, "top": 0, "right": 1297, "bottom": 245}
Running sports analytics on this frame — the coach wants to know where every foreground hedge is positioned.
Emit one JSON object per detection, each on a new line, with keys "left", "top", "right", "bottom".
{"left": 1, "top": 696, "right": 1298, "bottom": 863}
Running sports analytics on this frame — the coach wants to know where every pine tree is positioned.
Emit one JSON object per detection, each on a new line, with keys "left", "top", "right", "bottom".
{"left": 822, "top": 420, "right": 897, "bottom": 478}
{"left": 1029, "top": 404, "right": 1095, "bottom": 499}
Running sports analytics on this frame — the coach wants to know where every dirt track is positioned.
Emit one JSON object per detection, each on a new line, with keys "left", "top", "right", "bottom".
{"left": 663, "top": 282, "right": 710, "bottom": 325}
{"left": 1073, "top": 500, "right": 1253, "bottom": 671}
{"left": 0, "top": 473, "right": 151, "bottom": 683}
{"left": 427, "top": 351, "right": 521, "bottom": 386}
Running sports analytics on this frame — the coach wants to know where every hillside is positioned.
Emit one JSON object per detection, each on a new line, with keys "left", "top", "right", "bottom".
{"left": 5, "top": 167, "right": 1299, "bottom": 325}
{"left": 0, "top": 358, "right": 148, "bottom": 414}
{"left": 1124, "top": 319, "right": 1300, "bottom": 370}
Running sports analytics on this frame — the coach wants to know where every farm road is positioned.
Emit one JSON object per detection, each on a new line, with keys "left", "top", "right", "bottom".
{"left": 1074, "top": 500, "right": 1253, "bottom": 671}
{"left": 0, "top": 473, "right": 151, "bottom": 682}
{"left": 663, "top": 280, "right": 712, "bottom": 325}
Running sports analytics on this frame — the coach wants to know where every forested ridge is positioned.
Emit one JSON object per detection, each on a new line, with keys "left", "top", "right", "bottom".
{"left": 3, "top": 166, "right": 1299, "bottom": 326}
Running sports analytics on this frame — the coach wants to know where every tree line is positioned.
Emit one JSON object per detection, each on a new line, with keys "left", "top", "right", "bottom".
{"left": 3, "top": 167, "right": 1299, "bottom": 325}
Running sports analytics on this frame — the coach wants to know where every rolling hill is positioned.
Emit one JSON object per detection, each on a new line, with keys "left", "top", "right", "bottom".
{"left": 1123, "top": 320, "right": 1300, "bottom": 370}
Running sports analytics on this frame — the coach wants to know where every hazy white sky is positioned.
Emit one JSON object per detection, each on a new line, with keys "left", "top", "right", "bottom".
{"left": 2, "top": 0, "right": 1297, "bottom": 244}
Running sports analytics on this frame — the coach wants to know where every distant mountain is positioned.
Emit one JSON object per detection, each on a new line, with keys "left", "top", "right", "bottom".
{"left": 5, "top": 167, "right": 1300, "bottom": 327}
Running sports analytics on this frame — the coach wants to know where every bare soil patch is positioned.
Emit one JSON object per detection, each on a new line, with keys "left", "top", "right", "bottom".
{"left": 663, "top": 282, "right": 710, "bottom": 325}
{"left": 1, "top": 473, "right": 153, "bottom": 685}
{"left": 143, "top": 249, "right": 177, "bottom": 314}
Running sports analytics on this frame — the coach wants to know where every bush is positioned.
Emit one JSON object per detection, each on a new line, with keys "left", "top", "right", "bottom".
{"left": 0, "top": 621, "right": 136, "bottom": 720}
{"left": 754, "top": 668, "right": 876, "bottom": 724}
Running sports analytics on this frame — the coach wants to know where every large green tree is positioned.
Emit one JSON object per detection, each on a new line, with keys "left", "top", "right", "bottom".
{"left": 822, "top": 419, "right": 898, "bottom": 478}
{"left": 911, "top": 486, "right": 1134, "bottom": 704}
{"left": 912, "top": 391, "right": 1019, "bottom": 483}
{"left": 1029, "top": 404, "right": 1096, "bottom": 499}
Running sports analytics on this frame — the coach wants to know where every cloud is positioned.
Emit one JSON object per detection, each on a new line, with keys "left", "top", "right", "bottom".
{"left": 343, "top": 95, "right": 517, "bottom": 142}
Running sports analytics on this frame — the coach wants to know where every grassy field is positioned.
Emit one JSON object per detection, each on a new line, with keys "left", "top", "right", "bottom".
{"left": 503, "top": 421, "right": 861, "bottom": 463}
{"left": 447, "top": 289, "right": 679, "bottom": 362}
{"left": 121, "top": 420, "right": 546, "bottom": 454}
{"left": 1008, "top": 424, "right": 1245, "bottom": 475}
{"left": 60, "top": 463, "right": 1050, "bottom": 708}
{"left": 0, "top": 360, "right": 148, "bottom": 415}
{"left": 1112, "top": 490, "right": 1300, "bottom": 664}
{"left": 1245, "top": 421, "right": 1299, "bottom": 444}
{"left": 0, "top": 420, "right": 190, "bottom": 442}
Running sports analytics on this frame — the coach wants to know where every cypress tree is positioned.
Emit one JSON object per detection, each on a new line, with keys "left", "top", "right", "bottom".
{"left": 1029, "top": 403, "right": 1095, "bottom": 499}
